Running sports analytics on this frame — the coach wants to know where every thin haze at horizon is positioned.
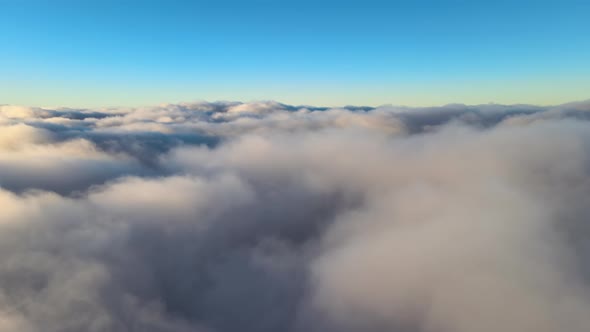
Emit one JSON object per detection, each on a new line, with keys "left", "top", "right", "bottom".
{"left": 1, "top": 0, "right": 589, "bottom": 107}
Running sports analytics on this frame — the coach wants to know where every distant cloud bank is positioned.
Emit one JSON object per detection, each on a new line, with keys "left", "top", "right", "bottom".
{"left": 1, "top": 100, "right": 590, "bottom": 332}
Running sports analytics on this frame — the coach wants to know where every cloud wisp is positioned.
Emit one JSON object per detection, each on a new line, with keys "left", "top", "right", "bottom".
{"left": 1, "top": 100, "right": 590, "bottom": 332}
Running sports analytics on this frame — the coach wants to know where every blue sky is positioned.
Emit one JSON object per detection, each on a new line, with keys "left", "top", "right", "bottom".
{"left": 1, "top": 0, "right": 589, "bottom": 107}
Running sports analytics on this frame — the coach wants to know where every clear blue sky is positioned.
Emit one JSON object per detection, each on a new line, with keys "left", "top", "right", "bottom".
{"left": 1, "top": 0, "right": 589, "bottom": 107}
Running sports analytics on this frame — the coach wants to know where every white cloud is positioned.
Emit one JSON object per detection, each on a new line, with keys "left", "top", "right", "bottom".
{"left": 0, "top": 100, "right": 589, "bottom": 331}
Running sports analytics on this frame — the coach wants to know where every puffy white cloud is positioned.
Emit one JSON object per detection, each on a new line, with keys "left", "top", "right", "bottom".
{"left": 0, "top": 105, "right": 48, "bottom": 120}
{"left": 0, "top": 100, "right": 589, "bottom": 331}
{"left": 0, "top": 124, "right": 54, "bottom": 150}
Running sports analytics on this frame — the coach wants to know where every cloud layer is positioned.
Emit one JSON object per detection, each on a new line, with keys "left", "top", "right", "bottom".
{"left": 1, "top": 100, "right": 590, "bottom": 332}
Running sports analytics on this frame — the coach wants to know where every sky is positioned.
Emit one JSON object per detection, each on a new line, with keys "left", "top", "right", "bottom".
{"left": 1, "top": 0, "right": 589, "bottom": 107}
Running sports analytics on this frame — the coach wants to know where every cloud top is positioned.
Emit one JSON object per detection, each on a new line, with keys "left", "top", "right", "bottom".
{"left": 0, "top": 100, "right": 590, "bottom": 332}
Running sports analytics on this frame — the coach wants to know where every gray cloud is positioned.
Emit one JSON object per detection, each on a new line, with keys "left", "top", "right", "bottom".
{"left": 0, "top": 100, "right": 590, "bottom": 331}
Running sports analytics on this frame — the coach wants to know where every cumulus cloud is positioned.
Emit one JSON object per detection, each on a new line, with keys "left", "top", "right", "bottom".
{"left": 0, "top": 100, "right": 590, "bottom": 331}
